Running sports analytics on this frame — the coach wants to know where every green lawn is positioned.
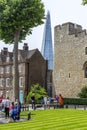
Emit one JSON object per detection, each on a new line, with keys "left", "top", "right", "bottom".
{"left": 0, "top": 109, "right": 87, "bottom": 130}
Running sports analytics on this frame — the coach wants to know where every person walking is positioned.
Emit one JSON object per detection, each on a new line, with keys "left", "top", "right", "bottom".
{"left": 31, "top": 94, "right": 35, "bottom": 110}
{"left": 43, "top": 96, "right": 47, "bottom": 109}
{"left": 4, "top": 97, "right": 10, "bottom": 118}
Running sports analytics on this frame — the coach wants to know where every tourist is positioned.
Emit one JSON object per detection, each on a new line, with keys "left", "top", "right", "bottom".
{"left": 54, "top": 95, "right": 59, "bottom": 103}
{"left": 15, "top": 101, "right": 21, "bottom": 120}
{"left": 59, "top": 94, "right": 64, "bottom": 108}
{"left": 10, "top": 102, "right": 14, "bottom": 111}
{"left": 0, "top": 95, "right": 3, "bottom": 111}
{"left": 31, "top": 94, "right": 35, "bottom": 110}
{"left": 11, "top": 105, "right": 18, "bottom": 122}
{"left": 43, "top": 96, "right": 47, "bottom": 109}
{"left": 4, "top": 97, "right": 10, "bottom": 118}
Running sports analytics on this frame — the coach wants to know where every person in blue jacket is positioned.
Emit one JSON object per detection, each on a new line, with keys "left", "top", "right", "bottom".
{"left": 15, "top": 101, "right": 21, "bottom": 120}
{"left": 11, "top": 105, "right": 18, "bottom": 122}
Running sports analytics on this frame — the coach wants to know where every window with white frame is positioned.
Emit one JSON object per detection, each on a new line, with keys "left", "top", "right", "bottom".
{"left": 12, "top": 56, "right": 14, "bottom": 61}
{"left": 6, "top": 56, "right": 9, "bottom": 62}
{"left": 0, "top": 91, "right": 3, "bottom": 96}
{"left": 18, "top": 55, "right": 21, "bottom": 61}
{"left": 12, "top": 65, "right": 14, "bottom": 74}
{"left": 6, "top": 66, "right": 10, "bottom": 73}
{"left": 19, "top": 77, "right": 23, "bottom": 87}
{"left": 6, "top": 78, "right": 10, "bottom": 87}
{"left": 19, "top": 64, "right": 23, "bottom": 73}
{"left": 6, "top": 91, "right": 9, "bottom": 97}
{"left": 0, "top": 78, "right": 4, "bottom": 87}
{"left": 0, "top": 67, "right": 4, "bottom": 74}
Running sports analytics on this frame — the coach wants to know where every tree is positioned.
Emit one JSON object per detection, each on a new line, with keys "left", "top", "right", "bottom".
{"left": 78, "top": 86, "right": 87, "bottom": 98}
{"left": 26, "top": 83, "right": 48, "bottom": 104}
{"left": 0, "top": 0, "right": 45, "bottom": 101}
{"left": 82, "top": 0, "right": 87, "bottom": 5}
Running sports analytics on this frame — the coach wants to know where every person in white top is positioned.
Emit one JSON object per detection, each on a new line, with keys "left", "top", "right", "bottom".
{"left": 43, "top": 96, "right": 47, "bottom": 109}
{"left": 4, "top": 97, "right": 10, "bottom": 118}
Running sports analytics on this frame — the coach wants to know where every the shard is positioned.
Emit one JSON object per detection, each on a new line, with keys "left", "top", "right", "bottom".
{"left": 41, "top": 11, "right": 53, "bottom": 97}
{"left": 41, "top": 11, "right": 53, "bottom": 70}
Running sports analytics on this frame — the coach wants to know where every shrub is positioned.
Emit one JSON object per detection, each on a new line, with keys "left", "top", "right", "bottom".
{"left": 64, "top": 98, "right": 87, "bottom": 105}
{"left": 26, "top": 83, "right": 48, "bottom": 104}
{"left": 78, "top": 85, "right": 87, "bottom": 98}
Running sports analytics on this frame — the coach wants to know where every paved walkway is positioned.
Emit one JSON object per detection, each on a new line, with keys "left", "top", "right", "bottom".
{"left": 0, "top": 111, "right": 27, "bottom": 124}
{"left": 0, "top": 118, "right": 8, "bottom": 124}
{"left": 0, "top": 117, "right": 27, "bottom": 124}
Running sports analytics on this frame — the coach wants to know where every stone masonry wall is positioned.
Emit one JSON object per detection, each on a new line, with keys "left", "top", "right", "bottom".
{"left": 53, "top": 22, "right": 87, "bottom": 98}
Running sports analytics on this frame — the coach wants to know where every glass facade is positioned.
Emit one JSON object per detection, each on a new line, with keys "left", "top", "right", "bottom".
{"left": 41, "top": 11, "right": 53, "bottom": 70}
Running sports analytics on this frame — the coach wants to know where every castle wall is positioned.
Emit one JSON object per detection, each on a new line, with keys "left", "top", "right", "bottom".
{"left": 53, "top": 22, "right": 87, "bottom": 98}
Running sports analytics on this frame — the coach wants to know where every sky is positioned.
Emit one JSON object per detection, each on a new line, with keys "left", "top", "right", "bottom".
{"left": 0, "top": 0, "right": 87, "bottom": 52}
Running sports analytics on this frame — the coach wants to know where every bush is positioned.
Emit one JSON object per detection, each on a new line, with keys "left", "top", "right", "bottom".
{"left": 78, "top": 86, "right": 87, "bottom": 98}
{"left": 26, "top": 83, "right": 48, "bottom": 104}
{"left": 64, "top": 98, "right": 87, "bottom": 105}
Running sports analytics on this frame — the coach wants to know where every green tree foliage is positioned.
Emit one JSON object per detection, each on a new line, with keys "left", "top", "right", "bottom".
{"left": 26, "top": 83, "right": 48, "bottom": 104}
{"left": 82, "top": 0, "right": 87, "bottom": 5}
{"left": 0, "top": 0, "right": 45, "bottom": 43}
{"left": 0, "top": 0, "right": 45, "bottom": 101}
{"left": 78, "top": 86, "right": 87, "bottom": 98}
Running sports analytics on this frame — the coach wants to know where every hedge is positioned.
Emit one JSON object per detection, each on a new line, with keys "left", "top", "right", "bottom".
{"left": 64, "top": 98, "right": 87, "bottom": 105}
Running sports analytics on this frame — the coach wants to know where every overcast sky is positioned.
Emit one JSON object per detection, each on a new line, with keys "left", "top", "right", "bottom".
{"left": 0, "top": 0, "right": 87, "bottom": 52}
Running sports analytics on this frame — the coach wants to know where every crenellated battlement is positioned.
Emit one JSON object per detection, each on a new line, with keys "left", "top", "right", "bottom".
{"left": 55, "top": 22, "right": 87, "bottom": 37}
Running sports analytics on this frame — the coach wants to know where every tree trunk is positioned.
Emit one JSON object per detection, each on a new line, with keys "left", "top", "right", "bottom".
{"left": 13, "top": 29, "right": 20, "bottom": 102}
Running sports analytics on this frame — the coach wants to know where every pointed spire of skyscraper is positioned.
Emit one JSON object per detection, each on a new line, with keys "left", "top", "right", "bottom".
{"left": 41, "top": 11, "right": 53, "bottom": 70}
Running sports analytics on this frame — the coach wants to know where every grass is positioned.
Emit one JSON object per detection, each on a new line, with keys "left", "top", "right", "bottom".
{"left": 0, "top": 109, "right": 87, "bottom": 130}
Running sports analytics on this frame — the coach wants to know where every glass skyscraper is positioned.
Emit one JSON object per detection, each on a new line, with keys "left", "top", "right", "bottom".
{"left": 41, "top": 11, "right": 53, "bottom": 70}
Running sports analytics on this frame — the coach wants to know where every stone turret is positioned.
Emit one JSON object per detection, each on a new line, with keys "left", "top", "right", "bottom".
{"left": 53, "top": 22, "right": 87, "bottom": 98}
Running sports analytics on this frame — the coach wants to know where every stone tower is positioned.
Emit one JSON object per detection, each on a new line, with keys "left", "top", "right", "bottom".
{"left": 41, "top": 11, "right": 53, "bottom": 97}
{"left": 53, "top": 22, "right": 87, "bottom": 98}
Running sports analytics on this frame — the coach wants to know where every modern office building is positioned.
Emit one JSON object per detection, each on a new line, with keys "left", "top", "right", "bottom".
{"left": 41, "top": 11, "right": 53, "bottom": 70}
{"left": 41, "top": 11, "right": 53, "bottom": 97}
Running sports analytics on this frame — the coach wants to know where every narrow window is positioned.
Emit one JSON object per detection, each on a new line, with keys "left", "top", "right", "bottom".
{"left": 19, "top": 64, "right": 23, "bottom": 73}
{"left": 0, "top": 91, "right": 3, "bottom": 96}
{"left": 6, "top": 57, "right": 9, "bottom": 62}
{"left": 85, "top": 67, "right": 87, "bottom": 78}
{"left": 0, "top": 67, "right": 4, "bottom": 74}
{"left": 18, "top": 55, "right": 20, "bottom": 60}
{"left": 69, "top": 73, "right": 70, "bottom": 78}
{"left": 85, "top": 47, "right": 87, "bottom": 54}
{"left": 0, "top": 78, "right": 4, "bottom": 87}
{"left": 6, "top": 91, "right": 9, "bottom": 97}
{"left": 6, "top": 78, "right": 10, "bottom": 87}
{"left": 19, "top": 77, "right": 23, "bottom": 87}
{"left": 6, "top": 66, "right": 10, "bottom": 73}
